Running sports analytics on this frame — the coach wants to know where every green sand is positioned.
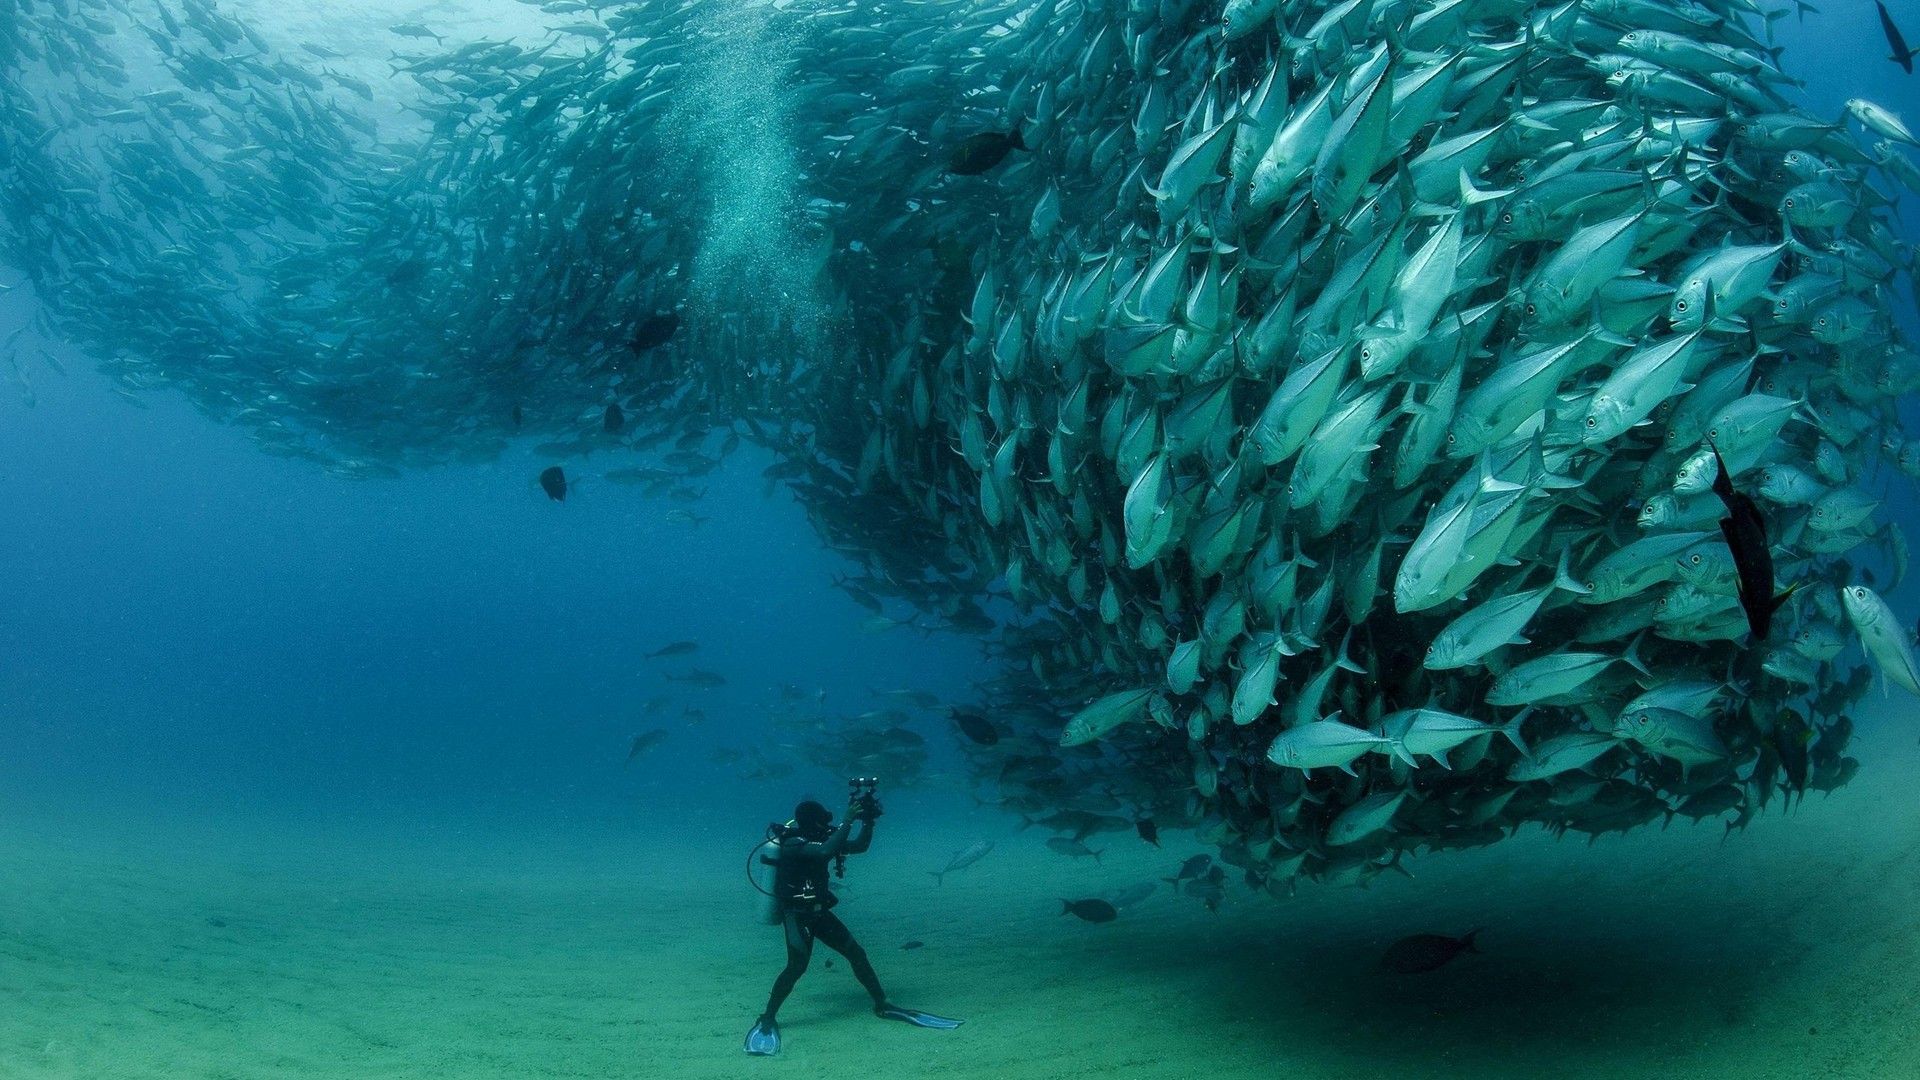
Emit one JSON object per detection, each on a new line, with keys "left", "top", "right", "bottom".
{"left": 4, "top": 723, "right": 1917, "bottom": 1080}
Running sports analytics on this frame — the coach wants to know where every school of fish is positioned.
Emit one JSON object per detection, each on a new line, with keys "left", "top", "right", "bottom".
{"left": 3, "top": 0, "right": 1919, "bottom": 897}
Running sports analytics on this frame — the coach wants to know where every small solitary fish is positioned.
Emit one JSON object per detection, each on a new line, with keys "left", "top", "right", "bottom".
{"left": 604, "top": 402, "right": 625, "bottom": 434}
{"left": 1060, "top": 898, "right": 1118, "bottom": 923}
{"left": 625, "top": 729, "right": 668, "bottom": 763}
{"left": 899, "top": 940, "right": 924, "bottom": 950}
{"left": 929, "top": 840, "right": 993, "bottom": 885}
{"left": 1380, "top": 929, "right": 1483, "bottom": 974}
{"left": 647, "top": 641, "right": 699, "bottom": 659}
{"left": 538, "top": 466, "right": 567, "bottom": 501}
{"left": 389, "top": 23, "right": 443, "bottom": 42}
{"left": 1135, "top": 818, "right": 1159, "bottom": 847}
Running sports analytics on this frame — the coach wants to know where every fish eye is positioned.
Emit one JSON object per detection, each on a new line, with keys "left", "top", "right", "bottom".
{"left": 1675, "top": 300, "right": 1688, "bottom": 311}
{"left": 1586, "top": 416, "right": 1597, "bottom": 427}
{"left": 1690, "top": 554, "right": 1701, "bottom": 565}
{"left": 1708, "top": 428, "right": 1718, "bottom": 439}
{"left": 1501, "top": 212, "right": 1512, "bottom": 224}
{"left": 1525, "top": 303, "right": 1537, "bottom": 315}
{"left": 1784, "top": 198, "right": 1794, "bottom": 208}
{"left": 1445, "top": 433, "right": 1456, "bottom": 444}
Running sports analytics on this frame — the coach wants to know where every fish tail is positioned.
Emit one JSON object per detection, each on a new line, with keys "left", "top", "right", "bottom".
{"left": 1010, "top": 122, "right": 1026, "bottom": 152}
{"left": 1461, "top": 927, "right": 1485, "bottom": 953}
{"left": 929, "top": 871, "right": 944, "bottom": 886}
{"left": 1552, "top": 545, "right": 1592, "bottom": 596}
{"left": 1059, "top": 900, "right": 1072, "bottom": 916}
{"left": 1502, "top": 708, "right": 1534, "bottom": 759}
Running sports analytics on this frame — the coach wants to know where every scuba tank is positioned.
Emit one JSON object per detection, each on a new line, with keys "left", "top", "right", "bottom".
{"left": 746, "top": 821, "right": 788, "bottom": 925}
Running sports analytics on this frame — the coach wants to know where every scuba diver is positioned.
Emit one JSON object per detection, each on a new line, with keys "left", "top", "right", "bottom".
{"left": 744, "top": 778, "right": 963, "bottom": 1056}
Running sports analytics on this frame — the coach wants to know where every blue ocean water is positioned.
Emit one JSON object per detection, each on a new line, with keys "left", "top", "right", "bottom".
{"left": 2, "top": 1, "right": 1920, "bottom": 1077}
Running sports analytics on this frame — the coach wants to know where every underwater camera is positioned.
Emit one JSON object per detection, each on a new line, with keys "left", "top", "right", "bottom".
{"left": 849, "top": 776, "right": 882, "bottom": 822}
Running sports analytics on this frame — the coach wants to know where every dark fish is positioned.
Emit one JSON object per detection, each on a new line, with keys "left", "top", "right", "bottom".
{"left": 1706, "top": 440, "right": 1794, "bottom": 643}
{"left": 1380, "top": 929, "right": 1483, "bottom": 974}
{"left": 538, "top": 465, "right": 567, "bottom": 501}
{"left": 628, "top": 312, "right": 679, "bottom": 353}
{"left": 1135, "top": 818, "right": 1159, "bottom": 847}
{"left": 1165, "top": 854, "right": 1212, "bottom": 882}
{"left": 1046, "top": 837, "right": 1102, "bottom": 861}
{"left": 625, "top": 729, "right": 668, "bottom": 763}
{"left": 604, "top": 402, "right": 625, "bottom": 434}
{"left": 647, "top": 640, "right": 699, "bottom": 659}
{"left": 510, "top": 404, "right": 523, "bottom": 428}
{"left": 1674, "top": 784, "right": 1744, "bottom": 823}
{"left": 947, "top": 126, "right": 1026, "bottom": 175}
{"left": 1060, "top": 898, "right": 1118, "bottom": 923}
{"left": 1879, "top": 1, "right": 1918, "bottom": 73}
{"left": 953, "top": 709, "right": 998, "bottom": 745}
{"left": 899, "top": 940, "right": 924, "bottom": 950}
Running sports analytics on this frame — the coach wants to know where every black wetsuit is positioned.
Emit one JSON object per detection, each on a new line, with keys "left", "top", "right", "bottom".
{"left": 761, "top": 820, "right": 887, "bottom": 1021}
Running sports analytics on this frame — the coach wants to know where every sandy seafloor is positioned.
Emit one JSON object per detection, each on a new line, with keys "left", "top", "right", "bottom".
{"left": 3, "top": 713, "right": 1917, "bottom": 1080}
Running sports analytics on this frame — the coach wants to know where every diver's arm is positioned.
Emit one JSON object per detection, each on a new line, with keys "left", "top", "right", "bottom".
{"left": 844, "top": 817, "right": 875, "bottom": 854}
{"left": 792, "top": 818, "right": 856, "bottom": 859}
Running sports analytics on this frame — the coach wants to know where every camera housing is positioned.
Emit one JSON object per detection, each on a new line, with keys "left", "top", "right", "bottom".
{"left": 848, "top": 776, "right": 881, "bottom": 822}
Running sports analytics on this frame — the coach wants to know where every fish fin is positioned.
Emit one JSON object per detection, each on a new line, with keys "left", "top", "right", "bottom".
{"left": 1460, "top": 927, "right": 1485, "bottom": 953}
{"left": 1503, "top": 708, "right": 1534, "bottom": 758}
{"left": 1390, "top": 741, "right": 1421, "bottom": 769}
{"left": 1459, "top": 167, "right": 1512, "bottom": 206}
{"left": 1335, "top": 627, "right": 1365, "bottom": 674}
{"left": 1554, "top": 545, "right": 1593, "bottom": 595}
{"left": 1622, "top": 631, "right": 1652, "bottom": 679}
{"left": 1769, "top": 581, "right": 1802, "bottom": 614}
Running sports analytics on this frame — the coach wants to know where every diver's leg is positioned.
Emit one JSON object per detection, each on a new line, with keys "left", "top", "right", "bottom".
{"left": 810, "top": 912, "right": 888, "bottom": 1009}
{"left": 762, "top": 914, "right": 814, "bottom": 1021}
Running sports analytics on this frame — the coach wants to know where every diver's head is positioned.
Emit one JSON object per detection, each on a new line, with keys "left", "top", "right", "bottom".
{"left": 794, "top": 799, "right": 834, "bottom": 840}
